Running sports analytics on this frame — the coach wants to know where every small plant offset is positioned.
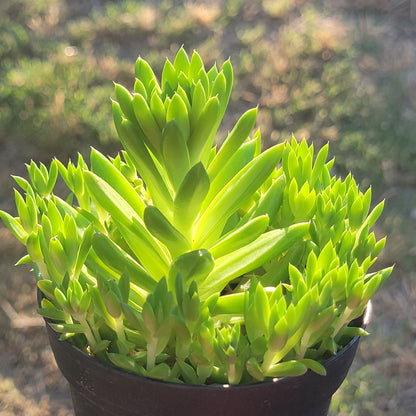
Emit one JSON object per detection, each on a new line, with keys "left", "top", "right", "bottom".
{"left": 1, "top": 48, "right": 392, "bottom": 385}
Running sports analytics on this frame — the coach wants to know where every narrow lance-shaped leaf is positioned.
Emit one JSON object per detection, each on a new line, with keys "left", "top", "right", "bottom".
{"left": 207, "top": 64, "right": 219, "bottom": 84}
{"left": 92, "top": 231, "right": 157, "bottom": 293}
{"left": 12, "top": 175, "right": 30, "bottom": 193}
{"left": 132, "top": 94, "right": 163, "bottom": 159}
{"left": 46, "top": 198, "right": 64, "bottom": 236}
{"left": 162, "top": 120, "right": 191, "bottom": 191}
{"left": 168, "top": 249, "right": 214, "bottom": 290}
{"left": 251, "top": 177, "right": 285, "bottom": 226}
{"left": 84, "top": 170, "right": 170, "bottom": 277}
{"left": 176, "top": 81, "right": 192, "bottom": 110}
{"left": 73, "top": 224, "right": 94, "bottom": 278}
{"left": 117, "top": 219, "right": 170, "bottom": 280}
{"left": 190, "top": 80, "right": 207, "bottom": 130}
{"left": 360, "top": 200, "right": 385, "bottom": 231}
{"left": 213, "top": 292, "right": 245, "bottom": 316}
{"left": 211, "top": 71, "right": 226, "bottom": 105}
{"left": 46, "top": 160, "right": 58, "bottom": 195}
{"left": 167, "top": 93, "right": 190, "bottom": 142}
{"left": 150, "top": 91, "right": 166, "bottom": 130}
{"left": 194, "top": 144, "right": 284, "bottom": 248}
{"left": 188, "top": 96, "right": 220, "bottom": 166}
{"left": 244, "top": 280, "right": 270, "bottom": 342}
{"left": 134, "top": 78, "right": 148, "bottom": 100}
{"left": 49, "top": 237, "right": 68, "bottom": 276}
{"left": 362, "top": 267, "right": 393, "bottom": 302}
{"left": 50, "top": 323, "right": 85, "bottom": 334}
{"left": 26, "top": 232, "right": 49, "bottom": 278}
{"left": 90, "top": 147, "right": 146, "bottom": 218}
{"left": 173, "top": 162, "right": 210, "bottom": 238}
{"left": 15, "top": 254, "right": 31, "bottom": 265}
{"left": 118, "top": 272, "right": 130, "bottom": 304}
{"left": 0, "top": 211, "right": 27, "bottom": 243}
{"left": 299, "top": 359, "right": 326, "bottom": 376}
{"left": 83, "top": 170, "right": 139, "bottom": 227}
{"left": 112, "top": 101, "right": 173, "bottom": 212}
{"left": 61, "top": 215, "right": 79, "bottom": 269}
{"left": 268, "top": 317, "right": 289, "bottom": 352}
{"left": 173, "top": 46, "right": 190, "bottom": 74}
{"left": 27, "top": 161, "right": 49, "bottom": 196}
{"left": 144, "top": 206, "right": 191, "bottom": 259}
{"left": 218, "top": 59, "right": 233, "bottom": 119}
{"left": 90, "top": 286, "right": 117, "bottom": 330}
{"left": 209, "top": 215, "right": 269, "bottom": 258}
{"left": 161, "top": 58, "right": 177, "bottom": 96}
{"left": 135, "top": 57, "right": 160, "bottom": 97}
{"left": 114, "top": 83, "right": 136, "bottom": 122}
{"left": 246, "top": 357, "right": 265, "bottom": 381}
{"left": 189, "top": 51, "right": 204, "bottom": 81}
{"left": 207, "top": 107, "right": 257, "bottom": 180}
{"left": 37, "top": 304, "right": 68, "bottom": 321}
{"left": 14, "top": 190, "right": 36, "bottom": 233}
{"left": 198, "top": 223, "right": 309, "bottom": 299}
{"left": 202, "top": 138, "right": 257, "bottom": 212}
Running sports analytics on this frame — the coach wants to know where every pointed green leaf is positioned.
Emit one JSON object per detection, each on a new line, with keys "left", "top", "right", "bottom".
{"left": 246, "top": 357, "right": 265, "bottom": 381}
{"left": 161, "top": 58, "right": 177, "bottom": 95}
{"left": 189, "top": 51, "right": 204, "bottom": 80}
{"left": 135, "top": 57, "right": 159, "bottom": 96}
{"left": 0, "top": 211, "right": 27, "bottom": 243}
{"left": 173, "top": 162, "right": 210, "bottom": 236}
{"left": 264, "top": 360, "right": 308, "bottom": 378}
{"left": 117, "top": 219, "right": 170, "bottom": 279}
{"left": 299, "top": 359, "right": 326, "bottom": 376}
{"left": 37, "top": 305, "right": 67, "bottom": 321}
{"left": 114, "top": 83, "right": 136, "bottom": 122}
{"left": 167, "top": 93, "right": 190, "bottom": 141}
{"left": 209, "top": 215, "right": 269, "bottom": 257}
{"left": 195, "top": 144, "right": 283, "bottom": 247}
{"left": 199, "top": 223, "right": 309, "bottom": 299}
{"left": 132, "top": 93, "right": 163, "bottom": 157}
{"left": 73, "top": 224, "right": 94, "bottom": 278}
{"left": 50, "top": 323, "right": 84, "bottom": 334}
{"left": 202, "top": 138, "right": 257, "bottom": 211}
{"left": 150, "top": 90, "right": 166, "bottom": 130}
{"left": 90, "top": 147, "right": 146, "bottom": 218}
{"left": 208, "top": 107, "right": 258, "bottom": 179}
{"left": 162, "top": 120, "right": 191, "bottom": 190}
{"left": 144, "top": 206, "right": 190, "bottom": 258}
{"left": 112, "top": 102, "right": 173, "bottom": 211}
{"left": 134, "top": 78, "right": 148, "bottom": 100}
{"left": 190, "top": 80, "right": 207, "bottom": 129}
{"left": 187, "top": 96, "right": 220, "bottom": 165}
{"left": 92, "top": 231, "right": 156, "bottom": 292}
{"left": 168, "top": 249, "right": 214, "bottom": 288}
{"left": 174, "top": 47, "right": 190, "bottom": 73}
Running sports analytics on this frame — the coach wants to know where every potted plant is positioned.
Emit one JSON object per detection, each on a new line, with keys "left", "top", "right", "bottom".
{"left": 1, "top": 48, "right": 392, "bottom": 416}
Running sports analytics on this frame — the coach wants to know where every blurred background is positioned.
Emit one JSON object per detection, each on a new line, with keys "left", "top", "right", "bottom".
{"left": 0, "top": 1, "right": 415, "bottom": 415}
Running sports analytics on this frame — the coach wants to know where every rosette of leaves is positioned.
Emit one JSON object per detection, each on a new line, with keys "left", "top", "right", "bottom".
{"left": 0, "top": 48, "right": 392, "bottom": 385}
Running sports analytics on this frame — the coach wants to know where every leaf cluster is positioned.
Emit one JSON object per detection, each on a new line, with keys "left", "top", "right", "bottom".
{"left": 0, "top": 48, "right": 392, "bottom": 385}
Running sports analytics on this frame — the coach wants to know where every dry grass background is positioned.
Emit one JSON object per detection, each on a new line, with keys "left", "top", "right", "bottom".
{"left": 0, "top": 1, "right": 415, "bottom": 415}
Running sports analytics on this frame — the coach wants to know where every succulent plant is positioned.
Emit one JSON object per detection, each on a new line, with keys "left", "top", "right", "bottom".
{"left": 0, "top": 48, "right": 392, "bottom": 385}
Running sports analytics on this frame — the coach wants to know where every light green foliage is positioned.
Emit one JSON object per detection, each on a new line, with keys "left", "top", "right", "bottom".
{"left": 0, "top": 49, "right": 392, "bottom": 385}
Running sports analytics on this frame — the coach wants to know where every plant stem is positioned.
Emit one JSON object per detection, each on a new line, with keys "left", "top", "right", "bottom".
{"left": 147, "top": 338, "right": 157, "bottom": 370}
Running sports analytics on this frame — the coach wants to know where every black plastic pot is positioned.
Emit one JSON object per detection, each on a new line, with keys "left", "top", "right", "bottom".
{"left": 44, "top": 303, "right": 371, "bottom": 416}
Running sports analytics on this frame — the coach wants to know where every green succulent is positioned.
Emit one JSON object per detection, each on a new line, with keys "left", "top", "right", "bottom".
{"left": 0, "top": 48, "right": 392, "bottom": 385}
